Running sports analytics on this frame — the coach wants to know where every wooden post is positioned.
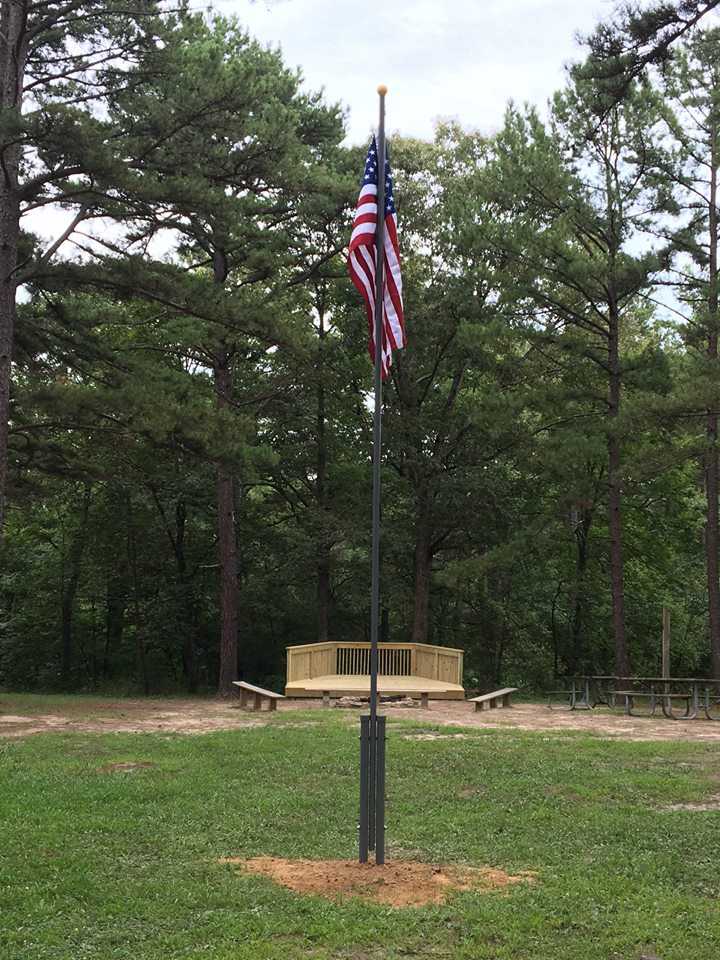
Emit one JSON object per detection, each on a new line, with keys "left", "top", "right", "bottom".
{"left": 662, "top": 606, "right": 671, "bottom": 679}
{"left": 663, "top": 606, "right": 671, "bottom": 696}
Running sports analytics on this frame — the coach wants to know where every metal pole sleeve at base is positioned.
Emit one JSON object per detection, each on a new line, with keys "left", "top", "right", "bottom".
{"left": 374, "top": 716, "right": 386, "bottom": 865}
{"left": 359, "top": 715, "right": 370, "bottom": 863}
{"left": 368, "top": 714, "right": 376, "bottom": 851}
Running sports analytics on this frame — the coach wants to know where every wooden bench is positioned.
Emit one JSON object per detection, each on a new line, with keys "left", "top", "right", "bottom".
{"left": 469, "top": 687, "right": 518, "bottom": 712}
{"left": 232, "top": 681, "right": 285, "bottom": 712}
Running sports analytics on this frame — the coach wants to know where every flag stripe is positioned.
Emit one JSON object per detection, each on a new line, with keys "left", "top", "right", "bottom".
{"left": 347, "top": 136, "right": 404, "bottom": 380}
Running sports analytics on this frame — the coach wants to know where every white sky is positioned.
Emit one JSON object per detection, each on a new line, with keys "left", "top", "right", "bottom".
{"left": 214, "top": 0, "right": 619, "bottom": 144}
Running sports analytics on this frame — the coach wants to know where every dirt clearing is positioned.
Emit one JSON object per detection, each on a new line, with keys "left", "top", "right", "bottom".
{"left": 2, "top": 695, "right": 720, "bottom": 742}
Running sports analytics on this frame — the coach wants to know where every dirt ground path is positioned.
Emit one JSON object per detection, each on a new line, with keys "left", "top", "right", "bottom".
{"left": 407, "top": 699, "right": 720, "bottom": 742}
{"left": 2, "top": 694, "right": 720, "bottom": 741}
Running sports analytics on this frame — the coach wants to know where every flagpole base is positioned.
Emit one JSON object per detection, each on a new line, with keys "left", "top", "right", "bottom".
{"left": 359, "top": 714, "right": 386, "bottom": 864}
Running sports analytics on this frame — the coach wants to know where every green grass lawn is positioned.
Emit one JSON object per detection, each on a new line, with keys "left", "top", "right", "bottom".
{"left": 1, "top": 705, "right": 719, "bottom": 959}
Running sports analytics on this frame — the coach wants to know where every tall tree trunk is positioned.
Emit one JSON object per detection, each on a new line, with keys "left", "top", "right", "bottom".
{"left": 215, "top": 350, "right": 239, "bottom": 696}
{"left": 569, "top": 504, "right": 593, "bottom": 675}
{"left": 174, "top": 499, "right": 199, "bottom": 693}
{"left": 127, "top": 504, "right": 149, "bottom": 696}
{"left": 104, "top": 562, "right": 127, "bottom": 679}
{"left": 212, "top": 245, "right": 239, "bottom": 697}
{"left": 0, "top": 2, "right": 28, "bottom": 539}
{"left": 551, "top": 584, "right": 562, "bottom": 679}
{"left": 316, "top": 541, "right": 331, "bottom": 643}
{"left": 608, "top": 313, "right": 629, "bottom": 678}
{"left": 410, "top": 497, "right": 432, "bottom": 644}
{"left": 60, "top": 486, "right": 92, "bottom": 683}
{"left": 380, "top": 606, "right": 390, "bottom": 644}
{"left": 706, "top": 136, "right": 720, "bottom": 678}
{"left": 706, "top": 351, "right": 720, "bottom": 678}
{"left": 494, "top": 580, "right": 512, "bottom": 686}
{"left": 148, "top": 487, "right": 200, "bottom": 692}
{"left": 315, "top": 304, "right": 330, "bottom": 643}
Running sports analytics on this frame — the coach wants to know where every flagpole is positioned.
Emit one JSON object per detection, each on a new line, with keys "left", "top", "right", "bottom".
{"left": 370, "top": 85, "right": 387, "bottom": 734}
{"left": 350, "top": 86, "right": 403, "bottom": 867}
{"left": 365, "top": 84, "right": 387, "bottom": 865}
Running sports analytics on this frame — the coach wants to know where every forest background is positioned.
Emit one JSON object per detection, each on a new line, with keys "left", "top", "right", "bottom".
{"left": 2, "top": 0, "right": 720, "bottom": 697}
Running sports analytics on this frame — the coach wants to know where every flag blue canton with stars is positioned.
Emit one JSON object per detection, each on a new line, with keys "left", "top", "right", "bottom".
{"left": 363, "top": 136, "right": 397, "bottom": 216}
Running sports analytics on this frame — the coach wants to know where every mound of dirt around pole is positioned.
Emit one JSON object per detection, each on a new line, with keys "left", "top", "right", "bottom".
{"left": 220, "top": 857, "right": 535, "bottom": 908}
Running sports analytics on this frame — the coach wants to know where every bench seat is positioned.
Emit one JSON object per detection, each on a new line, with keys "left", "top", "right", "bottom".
{"left": 468, "top": 687, "right": 518, "bottom": 711}
{"left": 547, "top": 689, "right": 581, "bottom": 710}
{"left": 615, "top": 690, "right": 692, "bottom": 718}
{"left": 232, "top": 681, "right": 285, "bottom": 712}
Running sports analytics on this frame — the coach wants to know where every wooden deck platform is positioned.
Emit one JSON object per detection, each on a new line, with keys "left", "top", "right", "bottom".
{"left": 286, "top": 641, "right": 465, "bottom": 702}
{"left": 285, "top": 673, "right": 465, "bottom": 700}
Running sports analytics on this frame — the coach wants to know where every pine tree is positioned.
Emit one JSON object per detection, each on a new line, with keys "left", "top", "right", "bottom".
{"left": 0, "top": 0, "right": 166, "bottom": 538}
{"left": 65, "top": 10, "right": 346, "bottom": 693}
{"left": 479, "top": 71, "right": 671, "bottom": 676}
{"left": 655, "top": 28, "right": 720, "bottom": 676}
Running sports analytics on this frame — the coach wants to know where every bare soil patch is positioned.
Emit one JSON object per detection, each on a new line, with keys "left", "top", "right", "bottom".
{"left": 661, "top": 794, "right": 720, "bottom": 811}
{"left": 402, "top": 732, "right": 469, "bottom": 741}
{"left": 220, "top": 856, "right": 535, "bottom": 908}
{"left": 383, "top": 701, "right": 720, "bottom": 743}
{"left": 0, "top": 713, "right": 77, "bottom": 736}
{"left": 101, "top": 761, "right": 159, "bottom": 773}
{"left": 0, "top": 698, "right": 273, "bottom": 737}
{"left": 2, "top": 696, "right": 720, "bottom": 742}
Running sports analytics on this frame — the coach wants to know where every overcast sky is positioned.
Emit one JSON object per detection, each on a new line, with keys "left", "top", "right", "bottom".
{"left": 214, "top": 0, "right": 619, "bottom": 144}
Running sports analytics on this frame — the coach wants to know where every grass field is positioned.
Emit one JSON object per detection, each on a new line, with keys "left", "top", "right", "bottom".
{"left": 1, "top": 700, "right": 719, "bottom": 959}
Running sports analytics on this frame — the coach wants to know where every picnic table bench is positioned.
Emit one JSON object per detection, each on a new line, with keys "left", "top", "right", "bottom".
{"left": 468, "top": 687, "right": 518, "bottom": 711}
{"left": 232, "top": 681, "right": 285, "bottom": 712}
{"left": 615, "top": 689, "right": 692, "bottom": 719}
{"left": 547, "top": 677, "right": 594, "bottom": 711}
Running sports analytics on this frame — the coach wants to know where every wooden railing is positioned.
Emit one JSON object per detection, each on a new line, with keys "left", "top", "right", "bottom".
{"left": 286, "top": 642, "right": 463, "bottom": 685}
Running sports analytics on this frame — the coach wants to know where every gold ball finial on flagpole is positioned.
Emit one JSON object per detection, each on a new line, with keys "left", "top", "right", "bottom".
{"left": 377, "top": 84, "right": 388, "bottom": 96}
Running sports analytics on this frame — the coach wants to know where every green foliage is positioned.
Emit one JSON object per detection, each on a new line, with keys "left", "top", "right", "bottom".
{"left": 4, "top": 5, "right": 720, "bottom": 695}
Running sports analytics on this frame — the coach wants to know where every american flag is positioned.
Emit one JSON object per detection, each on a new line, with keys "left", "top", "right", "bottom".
{"left": 347, "top": 137, "right": 404, "bottom": 379}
